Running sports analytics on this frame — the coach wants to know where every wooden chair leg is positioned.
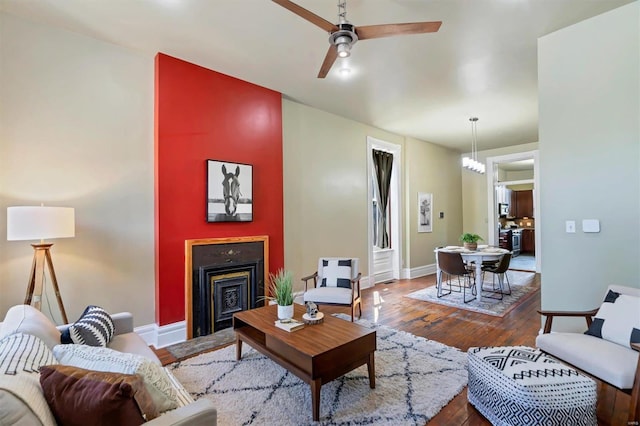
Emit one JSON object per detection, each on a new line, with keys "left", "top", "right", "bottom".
{"left": 630, "top": 353, "right": 640, "bottom": 423}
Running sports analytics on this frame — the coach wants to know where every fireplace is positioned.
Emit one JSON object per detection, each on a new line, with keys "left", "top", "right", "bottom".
{"left": 185, "top": 236, "right": 268, "bottom": 339}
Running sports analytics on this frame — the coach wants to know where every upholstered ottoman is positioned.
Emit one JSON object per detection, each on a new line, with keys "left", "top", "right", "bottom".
{"left": 468, "top": 346, "right": 597, "bottom": 426}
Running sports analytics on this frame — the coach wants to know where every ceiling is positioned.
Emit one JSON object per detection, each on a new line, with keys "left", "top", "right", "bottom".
{"left": 1, "top": 0, "right": 633, "bottom": 152}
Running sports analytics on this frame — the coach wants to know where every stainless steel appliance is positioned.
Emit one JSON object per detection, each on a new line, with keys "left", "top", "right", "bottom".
{"left": 498, "top": 203, "right": 509, "bottom": 216}
{"left": 511, "top": 229, "right": 521, "bottom": 256}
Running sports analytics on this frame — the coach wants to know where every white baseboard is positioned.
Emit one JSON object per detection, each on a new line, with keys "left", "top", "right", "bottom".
{"left": 401, "top": 263, "right": 437, "bottom": 280}
{"left": 135, "top": 320, "right": 187, "bottom": 349}
{"left": 372, "top": 271, "right": 394, "bottom": 285}
{"left": 133, "top": 323, "right": 157, "bottom": 347}
{"left": 360, "top": 275, "right": 372, "bottom": 289}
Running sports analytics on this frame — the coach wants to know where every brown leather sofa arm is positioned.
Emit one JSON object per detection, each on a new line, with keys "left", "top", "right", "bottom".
{"left": 537, "top": 308, "right": 599, "bottom": 334}
{"left": 301, "top": 272, "right": 318, "bottom": 291}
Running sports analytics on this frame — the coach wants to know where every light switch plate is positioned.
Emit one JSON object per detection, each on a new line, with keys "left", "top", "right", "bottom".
{"left": 565, "top": 220, "right": 576, "bottom": 233}
{"left": 582, "top": 219, "right": 600, "bottom": 233}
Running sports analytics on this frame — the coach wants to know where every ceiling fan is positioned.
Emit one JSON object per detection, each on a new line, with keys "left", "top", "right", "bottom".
{"left": 272, "top": 0, "right": 442, "bottom": 78}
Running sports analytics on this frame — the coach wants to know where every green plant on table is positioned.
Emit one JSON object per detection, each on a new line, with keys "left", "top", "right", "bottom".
{"left": 263, "top": 268, "right": 294, "bottom": 306}
{"left": 459, "top": 233, "right": 484, "bottom": 243}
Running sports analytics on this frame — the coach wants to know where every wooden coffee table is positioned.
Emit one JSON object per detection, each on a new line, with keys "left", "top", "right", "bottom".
{"left": 233, "top": 304, "right": 376, "bottom": 421}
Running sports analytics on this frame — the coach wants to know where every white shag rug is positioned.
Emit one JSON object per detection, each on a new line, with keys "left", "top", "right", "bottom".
{"left": 405, "top": 270, "right": 538, "bottom": 317}
{"left": 169, "top": 315, "right": 468, "bottom": 425}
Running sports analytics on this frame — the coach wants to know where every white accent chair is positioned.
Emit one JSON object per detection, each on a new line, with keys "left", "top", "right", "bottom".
{"left": 536, "top": 285, "right": 640, "bottom": 423}
{"left": 302, "top": 258, "right": 362, "bottom": 322}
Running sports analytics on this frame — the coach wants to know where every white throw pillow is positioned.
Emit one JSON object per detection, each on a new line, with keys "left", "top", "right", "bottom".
{"left": 320, "top": 259, "right": 352, "bottom": 288}
{"left": 585, "top": 290, "right": 640, "bottom": 348}
{"left": 53, "top": 344, "right": 179, "bottom": 412}
{"left": 0, "top": 305, "right": 61, "bottom": 350}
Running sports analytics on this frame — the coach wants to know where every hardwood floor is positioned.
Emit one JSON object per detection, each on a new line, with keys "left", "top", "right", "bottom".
{"left": 153, "top": 272, "right": 632, "bottom": 425}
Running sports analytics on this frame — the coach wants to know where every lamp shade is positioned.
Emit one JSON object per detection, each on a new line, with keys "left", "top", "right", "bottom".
{"left": 7, "top": 206, "right": 75, "bottom": 241}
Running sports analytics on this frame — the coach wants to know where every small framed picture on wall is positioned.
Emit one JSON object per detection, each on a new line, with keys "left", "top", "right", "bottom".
{"left": 206, "top": 159, "right": 253, "bottom": 222}
{"left": 418, "top": 192, "right": 432, "bottom": 233}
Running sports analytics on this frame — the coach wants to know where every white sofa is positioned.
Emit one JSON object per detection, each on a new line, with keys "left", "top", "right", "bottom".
{"left": 0, "top": 305, "right": 217, "bottom": 426}
{"left": 536, "top": 285, "right": 640, "bottom": 423}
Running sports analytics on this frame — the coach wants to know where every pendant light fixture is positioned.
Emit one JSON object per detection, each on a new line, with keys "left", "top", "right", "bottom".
{"left": 462, "top": 117, "right": 485, "bottom": 174}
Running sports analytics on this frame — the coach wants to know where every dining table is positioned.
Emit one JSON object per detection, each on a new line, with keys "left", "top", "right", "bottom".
{"left": 434, "top": 245, "right": 511, "bottom": 301}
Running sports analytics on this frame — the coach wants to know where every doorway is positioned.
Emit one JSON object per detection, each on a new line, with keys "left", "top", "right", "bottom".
{"left": 486, "top": 150, "right": 540, "bottom": 273}
{"left": 366, "top": 137, "right": 402, "bottom": 285}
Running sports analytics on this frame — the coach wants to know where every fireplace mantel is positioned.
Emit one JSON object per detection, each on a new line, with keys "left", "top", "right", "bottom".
{"left": 185, "top": 236, "right": 269, "bottom": 339}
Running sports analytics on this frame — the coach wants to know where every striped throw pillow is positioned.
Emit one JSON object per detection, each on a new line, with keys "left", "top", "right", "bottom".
{"left": 0, "top": 333, "right": 57, "bottom": 375}
{"left": 61, "top": 305, "right": 115, "bottom": 347}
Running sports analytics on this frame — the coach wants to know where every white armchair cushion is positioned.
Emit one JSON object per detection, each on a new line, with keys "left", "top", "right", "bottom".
{"left": 536, "top": 332, "right": 638, "bottom": 389}
{"left": 584, "top": 290, "right": 640, "bottom": 349}
{"left": 304, "top": 287, "right": 353, "bottom": 305}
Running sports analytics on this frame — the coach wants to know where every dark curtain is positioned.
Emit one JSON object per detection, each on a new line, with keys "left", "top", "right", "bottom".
{"left": 372, "top": 149, "right": 393, "bottom": 248}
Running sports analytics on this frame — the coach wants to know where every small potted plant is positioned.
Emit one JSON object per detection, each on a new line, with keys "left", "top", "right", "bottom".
{"left": 460, "top": 233, "right": 484, "bottom": 251}
{"left": 263, "top": 269, "right": 294, "bottom": 320}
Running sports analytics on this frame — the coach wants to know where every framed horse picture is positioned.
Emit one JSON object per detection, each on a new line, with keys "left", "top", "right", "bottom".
{"left": 206, "top": 159, "right": 253, "bottom": 222}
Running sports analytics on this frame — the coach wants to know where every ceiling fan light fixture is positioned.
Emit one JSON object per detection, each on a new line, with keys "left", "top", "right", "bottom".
{"left": 271, "top": 0, "right": 442, "bottom": 79}
{"left": 337, "top": 43, "right": 350, "bottom": 58}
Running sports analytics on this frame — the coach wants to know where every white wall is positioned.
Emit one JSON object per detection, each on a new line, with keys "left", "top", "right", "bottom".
{"left": 538, "top": 2, "right": 639, "bottom": 329}
{"left": 282, "top": 100, "right": 405, "bottom": 290}
{"left": 282, "top": 101, "right": 465, "bottom": 286}
{"left": 405, "top": 137, "right": 463, "bottom": 270}
{"left": 0, "top": 13, "right": 156, "bottom": 325}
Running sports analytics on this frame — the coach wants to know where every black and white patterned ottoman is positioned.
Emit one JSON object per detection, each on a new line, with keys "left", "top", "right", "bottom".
{"left": 467, "top": 346, "right": 597, "bottom": 426}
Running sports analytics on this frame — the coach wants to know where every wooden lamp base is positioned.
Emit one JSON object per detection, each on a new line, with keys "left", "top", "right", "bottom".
{"left": 24, "top": 243, "right": 69, "bottom": 324}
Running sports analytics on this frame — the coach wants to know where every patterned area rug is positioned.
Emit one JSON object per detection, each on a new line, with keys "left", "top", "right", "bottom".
{"left": 169, "top": 316, "right": 468, "bottom": 425}
{"left": 405, "top": 270, "right": 538, "bottom": 317}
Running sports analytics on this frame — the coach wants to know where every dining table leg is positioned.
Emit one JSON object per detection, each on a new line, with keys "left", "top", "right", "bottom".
{"left": 474, "top": 259, "right": 483, "bottom": 301}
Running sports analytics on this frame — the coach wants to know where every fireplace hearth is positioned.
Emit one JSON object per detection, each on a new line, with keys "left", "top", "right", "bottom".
{"left": 186, "top": 236, "right": 268, "bottom": 339}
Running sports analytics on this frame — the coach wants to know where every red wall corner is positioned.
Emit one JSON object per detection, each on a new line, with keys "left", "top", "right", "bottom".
{"left": 155, "top": 53, "right": 284, "bottom": 325}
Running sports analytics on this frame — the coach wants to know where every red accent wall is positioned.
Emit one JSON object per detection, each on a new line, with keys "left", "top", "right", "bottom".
{"left": 154, "top": 53, "right": 284, "bottom": 326}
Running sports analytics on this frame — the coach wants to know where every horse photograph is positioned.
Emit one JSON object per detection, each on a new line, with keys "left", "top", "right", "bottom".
{"left": 206, "top": 159, "right": 253, "bottom": 222}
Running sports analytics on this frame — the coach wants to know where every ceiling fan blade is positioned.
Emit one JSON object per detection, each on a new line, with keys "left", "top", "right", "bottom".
{"left": 317, "top": 45, "right": 338, "bottom": 79}
{"left": 272, "top": 0, "right": 338, "bottom": 33}
{"left": 356, "top": 21, "right": 442, "bottom": 40}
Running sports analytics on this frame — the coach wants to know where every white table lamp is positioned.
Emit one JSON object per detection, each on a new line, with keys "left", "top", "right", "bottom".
{"left": 7, "top": 206, "right": 75, "bottom": 323}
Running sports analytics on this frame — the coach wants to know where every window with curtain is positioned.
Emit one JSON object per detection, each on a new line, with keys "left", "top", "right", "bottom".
{"left": 372, "top": 149, "right": 393, "bottom": 249}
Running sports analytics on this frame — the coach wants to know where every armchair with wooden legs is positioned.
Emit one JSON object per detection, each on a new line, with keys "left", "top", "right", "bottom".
{"left": 301, "top": 258, "right": 362, "bottom": 322}
{"left": 536, "top": 284, "right": 640, "bottom": 423}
